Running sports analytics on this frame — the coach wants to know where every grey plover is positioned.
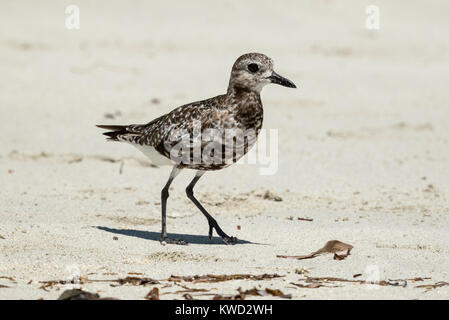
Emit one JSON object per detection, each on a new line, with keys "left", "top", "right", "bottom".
{"left": 97, "top": 53, "right": 296, "bottom": 245}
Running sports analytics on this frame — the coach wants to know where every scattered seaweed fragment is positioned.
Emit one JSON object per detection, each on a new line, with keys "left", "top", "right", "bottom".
{"left": 39, "top": 276, "right": 159, "bottom": 290}
{"left": 213, "top": 287, "right": 291, "bottom": 300}
{"left": 297, "top": 217, "right": 313, "bottom": 222}
{"left": 113, "top": 276, "right": 159, "bottom": 286}
{"left": 238, "top": 287, "right": 291, "bottom": 299}
{"left": 0, "top": 276, "right": 17, "bottom": 289}
{"left": 415, "top": 281, "right": 449, "bottom": 291}
{"left": 290, "top": 282, "right": 328, "bottom": 289}
{"left": 290, "top": 276, "right": 430, "bottom": 288}
{"left": 167, "top": 273, "right": 282, "bottom": 283}
{"left": 0, "top": 276, "right": 16, "bottom": 282}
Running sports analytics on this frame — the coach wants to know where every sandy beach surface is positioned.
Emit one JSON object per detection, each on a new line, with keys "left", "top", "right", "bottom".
{"left": 1, "top": 1, "right": 449, "bottom": 299}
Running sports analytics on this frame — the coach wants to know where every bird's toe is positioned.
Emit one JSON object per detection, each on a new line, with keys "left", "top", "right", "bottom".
{"left": 160, "top": 237, "right": 188, "bottom": 246}
{"left": 222, "top": 236, "right": 237, "bottom": 245}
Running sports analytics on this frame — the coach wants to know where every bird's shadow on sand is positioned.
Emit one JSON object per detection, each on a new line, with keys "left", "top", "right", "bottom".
{"left": 95, "top": 226, "right": 262, "bottom": 245}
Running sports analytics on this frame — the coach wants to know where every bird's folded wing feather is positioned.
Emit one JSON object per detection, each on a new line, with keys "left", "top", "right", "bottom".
{"left": 118, "top": 95, "right": 231, "bottom": 147}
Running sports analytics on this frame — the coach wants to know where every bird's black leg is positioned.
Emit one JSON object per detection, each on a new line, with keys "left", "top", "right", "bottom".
{"left": 186, "top": 171, "right": 237, "bottom": 245}
{"left": 160, "top": 166, "right": 186, "bottom": 245}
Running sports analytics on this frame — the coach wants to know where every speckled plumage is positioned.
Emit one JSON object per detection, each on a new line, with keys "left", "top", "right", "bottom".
{"left": 97, "top": 53, "right": 296, "bottom": 245}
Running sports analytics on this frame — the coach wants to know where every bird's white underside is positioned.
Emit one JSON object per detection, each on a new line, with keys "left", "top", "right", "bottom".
{"left": 133, "top": 143, "right": 173, "bottom": 166}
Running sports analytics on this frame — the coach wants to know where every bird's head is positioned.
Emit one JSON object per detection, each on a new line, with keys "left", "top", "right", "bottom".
{"left": 228, "top": 53, "right": 296, "bottom": 94}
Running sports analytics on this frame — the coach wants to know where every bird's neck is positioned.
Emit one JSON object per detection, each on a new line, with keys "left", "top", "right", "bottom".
{"left": 225, "top": 84, "right": 264, "bottom": 130}
{"left": 226, "top": 84, "right": 261, "bottom": 105}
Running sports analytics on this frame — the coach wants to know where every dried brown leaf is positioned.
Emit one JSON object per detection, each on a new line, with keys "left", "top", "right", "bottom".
{"left": 318, "top": 240, "right": 353, "bottom": 255}
{"left": 265, "top": 288, "right": 292, "bottom": 299}
{"left": 145, "top": 287, "right": 159, "bottom": 300}
{"left": 277, "top": 240, "right": 353, "bottom": 260}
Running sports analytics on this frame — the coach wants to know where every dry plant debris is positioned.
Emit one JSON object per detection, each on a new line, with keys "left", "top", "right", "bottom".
{"left": 167, "top": 273, "right": 282, "bottom": 283}
{"left": 113, "top": 276, "right": 159, "bottom": 286}
{"left": 39, "top": 276, "right": 159, "bottom": 290}
{"left": 239, "top": 287, "right": 292, "bottom": 299}
{"left": 290, "top": 282, "right": 328, "bottom": 289}
{"left": 212, "top": 287, "right": 291, "bottom": 300}
{"left": 415, "top": 281, "right": 449, "bottom": 291}
{"left": 0, "top": 276, "right": 16, "bottom": 283}
{"left": 0, "top": 276, "right": 16, "bottom": 288}
{"left": 297, "top": 217, "right": 313, "bottom": 222}
{"left": 174, "top": 288, "right": 210, "bottom": 294}
{"left": 39, "top": 278, "right": 88, "bottom": 290}
{"left": 290, "top": 276, "right": 430, "bottom": 288}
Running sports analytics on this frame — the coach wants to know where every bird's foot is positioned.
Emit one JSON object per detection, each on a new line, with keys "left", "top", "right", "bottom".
{"left": 160, "top": 236, "right": 187, "bottom": 245}
{"left": 221, "top": 235, "right": 237, "bottom": 245}
{"left": 208, "top": 220, "right": 237, "bottom": 245}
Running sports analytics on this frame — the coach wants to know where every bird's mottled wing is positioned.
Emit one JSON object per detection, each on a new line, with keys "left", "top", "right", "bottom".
{"left": 151, "top": 96, "right": 229, "bottom": 159}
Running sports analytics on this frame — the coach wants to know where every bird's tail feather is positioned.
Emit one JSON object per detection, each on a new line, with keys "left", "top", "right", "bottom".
{"left": 96, "top": 124, "right": 128, "bottom": 141}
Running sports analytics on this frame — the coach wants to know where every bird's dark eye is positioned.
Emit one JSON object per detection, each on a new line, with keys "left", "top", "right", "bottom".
{"left": 248, "top": 63, "right": 259, "bottom": 73}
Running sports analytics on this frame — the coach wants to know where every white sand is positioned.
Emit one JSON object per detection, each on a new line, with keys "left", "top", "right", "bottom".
{"left": 1, "top": 0, "right": 449, "bottom": 299}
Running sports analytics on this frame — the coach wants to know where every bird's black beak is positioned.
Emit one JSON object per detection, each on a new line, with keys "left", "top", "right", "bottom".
{"left": 267, "top": 71, "right": 297, "bottom": 88}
